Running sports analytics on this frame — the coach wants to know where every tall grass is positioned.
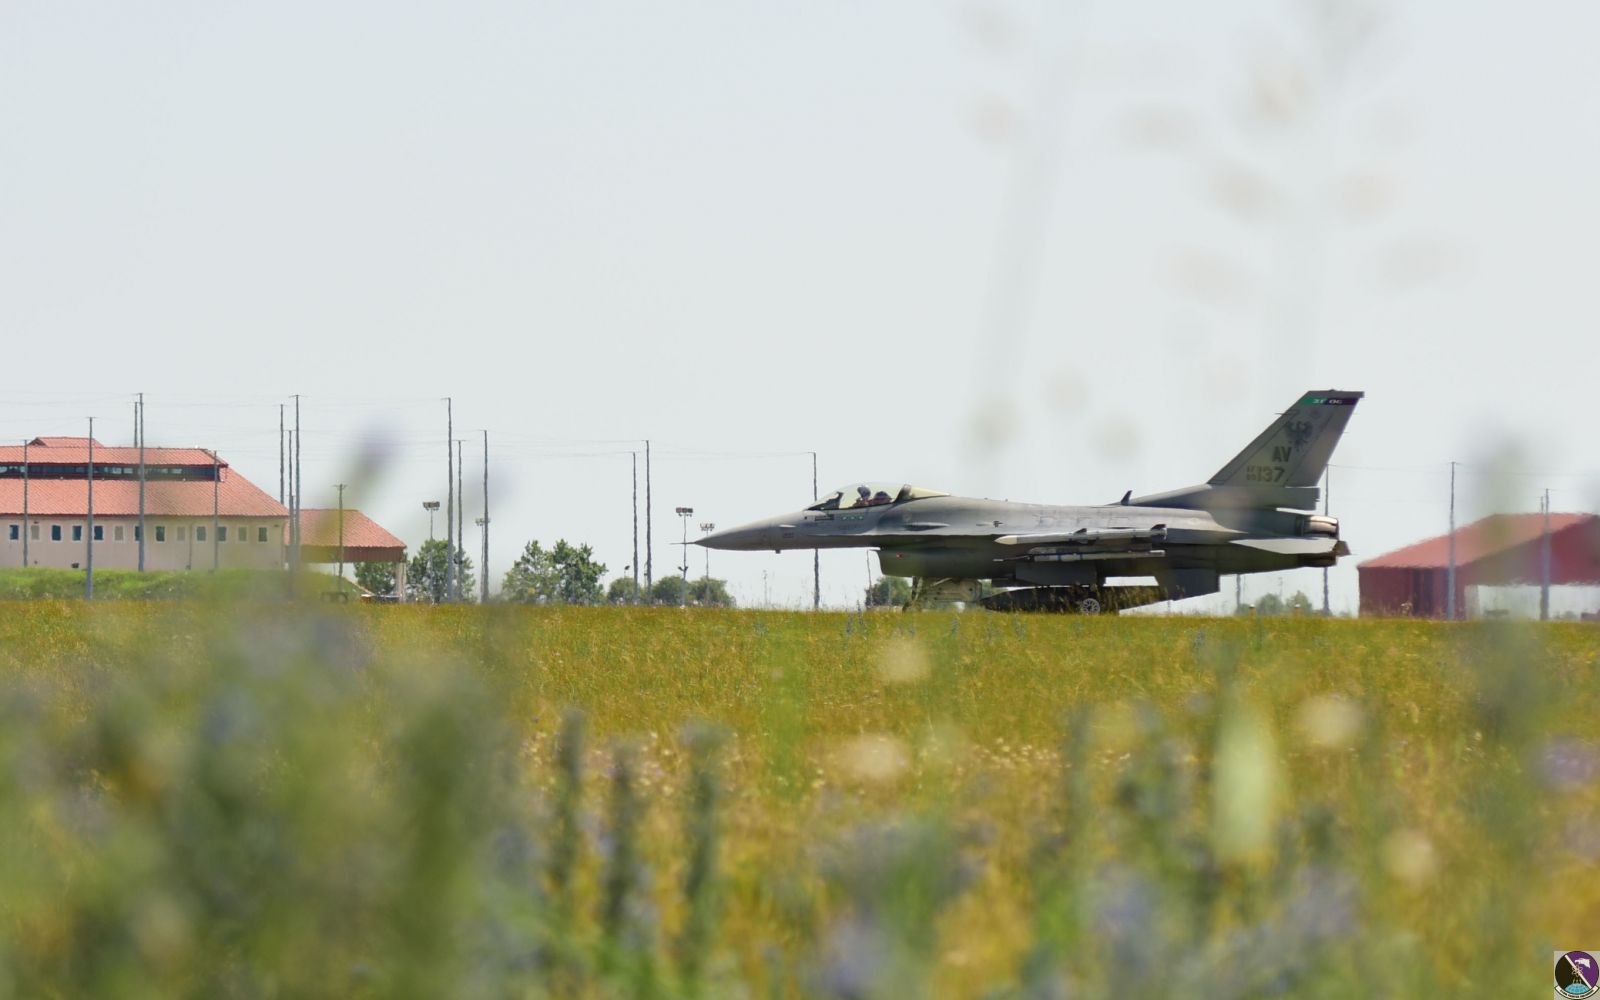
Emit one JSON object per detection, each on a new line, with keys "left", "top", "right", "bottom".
{"left": 0, "top": 602, "right": 1593, "bottom": 996}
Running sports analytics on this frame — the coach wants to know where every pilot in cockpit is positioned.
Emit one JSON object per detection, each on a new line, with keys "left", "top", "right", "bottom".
{"left": 868, "top": 489, "right": 893, "bottom": 506}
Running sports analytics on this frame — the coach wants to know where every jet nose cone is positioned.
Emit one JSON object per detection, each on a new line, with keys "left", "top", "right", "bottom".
{"left": 697, "top": 520, "right": 776, "bottom": 551}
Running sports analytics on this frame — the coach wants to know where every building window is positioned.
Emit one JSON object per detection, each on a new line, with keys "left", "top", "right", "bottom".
{"left": 196, "top": 526, "right": 206, "bottom": 542}
{"left": 258, "top": 526, "right": 268, "bottom": 543}
{"left": 114, "top": 526, "right": 125, "bottom": 542}
{"left": 133, "top": 525, "right": 141, "bottom": 542}
{"left": 51, "top": 525, "right": 61, "bottom": 541}
{"left": 72, "top": 525, "right": 82, "bottom": 542}
{"left": 176, "top": 526, "right": 187, "bottom": 542}
{"left": 6, "top": 525, "right": 15, "bottom": 541}
{"left": 155, "top": 526, "right": 166, "bottom": 543}
{"left": 93, "top": 525, "right": 103, "bottom": 542}
{"left": 218, "top": 526, "right": 227, "bottom": 542}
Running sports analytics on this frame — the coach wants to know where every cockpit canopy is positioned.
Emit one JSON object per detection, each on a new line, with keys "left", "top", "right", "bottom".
{"left": 806, "top": 483, "right": 949, "bottom": 512}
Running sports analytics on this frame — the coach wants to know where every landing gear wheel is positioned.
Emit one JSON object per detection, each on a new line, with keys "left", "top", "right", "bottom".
{"left": 1076, "top": 596, "right": 1102, "bottom": 615}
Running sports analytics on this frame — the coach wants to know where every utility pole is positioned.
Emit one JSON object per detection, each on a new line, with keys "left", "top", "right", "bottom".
{"left": 446, "top": 398, "right": 454, "bottom": 603}
{"left": 285, "top": 413, "right": 294, "bottom": 566}
{"left": 1321, "top": 465, "right": 1330, "bottom": 615}
{"left": 632, "top": 451, "right": 640, "bottom": 603}
{"left": 1540, "top": 488, "right": 1552, "bottom": 621}
{"left": 137, "top": 393, "right": 146, "bottom": 572}
{"left": 212, "top": 448, "right": 220, "bottom": 571}
{"left": 481, "top": 430, "right": 489, "bottom": 605}
{"left": 1446, "top": 461, "right": 1457, "bottom": 621}
{"left": 279, "top": 403, "right": 285, "bottom": 504}
{"left": 336, "top": 483, "right": 347, "bottom": 583}
{"left": 1235, "top": 574, "right": 1241, "bottom": 614}
{"left": 20, "top": 439, "right": 29, "bottom": 568}
{"left": 645, "top": 440, "right": 653, "bottom": 593}
{"left": 293, "top": 395, "right": 302, "bottom": 580}
{"left": 458, "top": 440, "right": 466, "bottom": 594}
{"left": 811, "top": 451, "right": 820, "bottom": 610}
{"left": 86, "top": 419, "right": 95, "bottom": 600}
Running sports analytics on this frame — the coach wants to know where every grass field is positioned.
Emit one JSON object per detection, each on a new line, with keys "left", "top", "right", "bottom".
{"left": 0, "top": 602, "right": 1595, "bottom": 997}
{"left": 0, "top": 567, "right": 360, "bottom": 602}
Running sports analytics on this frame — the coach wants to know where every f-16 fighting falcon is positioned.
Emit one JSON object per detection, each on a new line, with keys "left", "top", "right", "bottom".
{"left": 698, "top": 390, "right": 1363, "bottom": 612}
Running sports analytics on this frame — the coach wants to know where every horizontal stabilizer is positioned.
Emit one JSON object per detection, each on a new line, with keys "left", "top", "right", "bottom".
{"left": 1229, "top": 537, "right": 1341, "bottom": 555}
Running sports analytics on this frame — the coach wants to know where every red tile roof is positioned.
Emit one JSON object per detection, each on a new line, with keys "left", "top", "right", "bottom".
{"left": 28, "top": 437, "right": 104, "bottom": 448}
{"left": 0, "top": 474, "right": 286, "bottom": 518}
{"left": 0, "top": 445, "right": 228, "bottom": 467}
{"left": 298, "top": 509, "right": 405, "bottom": 550}
{"left": 1357, "top": 513, "right": 1596, "bottom": 570}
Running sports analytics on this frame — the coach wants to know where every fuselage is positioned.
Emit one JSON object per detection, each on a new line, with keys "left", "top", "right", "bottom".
{"left": 699, "top": 492, "right": 1341, "bottom": 593}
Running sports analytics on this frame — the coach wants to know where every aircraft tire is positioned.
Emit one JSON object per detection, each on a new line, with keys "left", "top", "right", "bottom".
{"left": 1076, "top": 596, "right": 1102, "bottom": 615}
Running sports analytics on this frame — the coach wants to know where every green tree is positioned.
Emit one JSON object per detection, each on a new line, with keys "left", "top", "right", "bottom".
{"left": 688, "top": 577, "right": 735, "bottom": 608}
{"left": 650, "top": 576, "right": 687, "bottom": 606}
{"left": 866, "top": 577, "right": 913, "bottom": 608}
{"left": 607, "top": 576, "right": 645, "bottom": 604}
{"left": 407, "top": 538, "right": 475, "bottom": 603}
{"left": 502, "top": 540, "right": 607, "bottom": 605}
{"left": 354, "top": 561, "right": 396, "bottom": 598}
{"left": 1247, "top": 591, "right": 1311, "bottom": 616}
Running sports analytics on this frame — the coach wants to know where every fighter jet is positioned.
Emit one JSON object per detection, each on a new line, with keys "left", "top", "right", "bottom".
{"left": 698, "top": 389, "right": 1362, "bottom": 612}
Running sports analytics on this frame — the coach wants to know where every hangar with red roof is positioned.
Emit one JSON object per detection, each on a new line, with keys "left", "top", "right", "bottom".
{"left": 1357, "top": 512, "right": 1600, "bottom": 618}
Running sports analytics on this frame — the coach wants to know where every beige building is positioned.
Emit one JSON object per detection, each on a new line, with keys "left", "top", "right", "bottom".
{"left": 1, "top": 437, "right": 289, "bottom": 572}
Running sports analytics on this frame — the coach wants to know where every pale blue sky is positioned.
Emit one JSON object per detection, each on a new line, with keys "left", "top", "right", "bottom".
{"left": 3, "top": 1, "right": 1597, "bottom": 610}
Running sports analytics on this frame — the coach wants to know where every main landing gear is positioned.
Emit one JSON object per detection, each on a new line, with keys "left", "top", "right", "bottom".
{"left": 977, "top": 586, "right": 1104, "bottom": 614}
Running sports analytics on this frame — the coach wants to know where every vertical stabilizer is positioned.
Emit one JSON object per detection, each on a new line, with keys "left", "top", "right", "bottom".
{"left": 1208, "top": 390, "right": 1363, "bottom": 489}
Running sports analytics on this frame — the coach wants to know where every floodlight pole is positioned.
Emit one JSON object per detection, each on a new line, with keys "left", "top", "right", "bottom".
{"left": 675, "top": 506, "right": 693, "bottom": 606}
{"left": 700, "top": 522, "right": 715, "bottom": 601}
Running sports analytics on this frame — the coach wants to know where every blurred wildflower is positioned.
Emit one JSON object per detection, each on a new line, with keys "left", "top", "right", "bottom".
{"left": 1381, "top": 829, "right": 1438, "bottom": 887}
{"left": 876, "top": 636, "right": 931, "bottom": 685}
{"left": 1212, "top": 699, "right": 1282, "bottom": 865}
{"left": 1296, "top": 693, "right": 1365, "bottom": 749}
{"left": 834, "top": 735, "right": 912, "bottom": 784}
